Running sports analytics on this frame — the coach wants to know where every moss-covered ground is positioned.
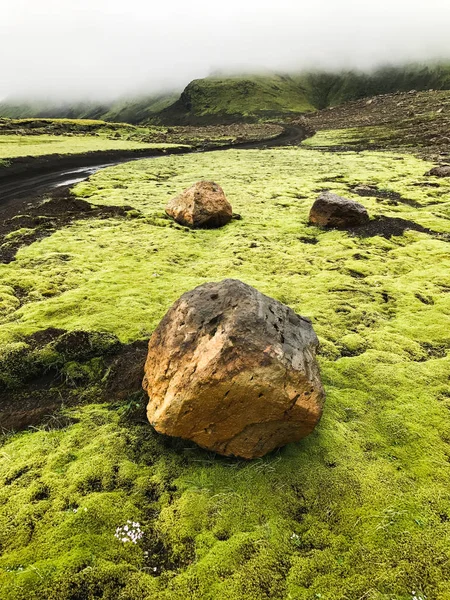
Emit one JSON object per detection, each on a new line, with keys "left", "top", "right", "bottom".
{"left": 0, "top": 134, "right": 181, "bottom": 160}
{"left": 0, "top": 147, "right": 449, "bottom": 599}
{"left": 0, "top": 119, "right": 285, "bottom": 159}
{"left": 301, "top": 127, "right": 394, "bottom": 149}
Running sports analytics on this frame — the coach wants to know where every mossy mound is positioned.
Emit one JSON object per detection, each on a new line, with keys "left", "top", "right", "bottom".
{"left": 0, "top": 147, "right": 449, "bottom": 598}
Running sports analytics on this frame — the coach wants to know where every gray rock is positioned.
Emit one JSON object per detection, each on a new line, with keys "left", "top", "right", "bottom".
{"left": 309, "top": 191, "right": 370, "bottom": 228}
{"left": 425, "top": 166, "right": 450, "bottom": 177}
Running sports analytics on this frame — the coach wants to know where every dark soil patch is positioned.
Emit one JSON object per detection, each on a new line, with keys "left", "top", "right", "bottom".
{"left": 347, "top": 269, "right": 366, "bottom": 279}
{"left": 26, "top": 327, "right": 67, "bottom": 348}
{"left": 298, "top": 236, "right": 319, "bottom": 245}
{"left": 103, "top": 340, "right": 148, "bottom": 403}
{"left": 417, "top": 342, "right": 449, "bottom": 361}
{"left": 412, "top": 182, "right": 440, "bottom": 188}
{"left": 0, "top": 328, "right": 148, "bottom": 432}
{"left": 350, "top": 184, "right": 420, "bottom": 207}
{"left": 0, "top": 188, "right": 140, "bottom": 263}
{"left": 349, "top": 215, "right": 450, "bottom": 241}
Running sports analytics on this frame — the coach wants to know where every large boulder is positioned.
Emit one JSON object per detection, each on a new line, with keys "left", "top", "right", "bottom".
{"left": 309, "top": 191, "right": 370, "bottom": 228}
{"left": 143, "top": 279, "right": 325, "bottom": 459}
{"left": 165, "top": 181, "right": 233, "bottom": 228}
{"left": 425, "top": 165, "right": 450, "bottom": 177}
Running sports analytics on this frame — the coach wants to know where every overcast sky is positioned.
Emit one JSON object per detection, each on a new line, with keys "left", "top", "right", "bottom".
{"left": 1, "top": 0, "right": 450, "bottom": 101}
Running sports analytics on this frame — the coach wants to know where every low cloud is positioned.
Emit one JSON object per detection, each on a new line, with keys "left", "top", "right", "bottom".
{"left": 1, "top": 0, "right": 450, "bottom": 100}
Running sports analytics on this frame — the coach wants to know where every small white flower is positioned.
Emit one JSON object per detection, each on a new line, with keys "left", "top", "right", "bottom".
{"left": 115, "top": 521, "right": 144, "bottom": 545}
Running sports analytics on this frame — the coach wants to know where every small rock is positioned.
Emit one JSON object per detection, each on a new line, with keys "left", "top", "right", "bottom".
{"left": 165, "top": 181, "right": 232, "bottom": 228}
{"left": 309, "top": 191, "right": 370, "bottom": 228}
{"left": 425, "top": 166, "right": 450, "bottom": 177}
{"left": 143, "top": 279, "right": 325, "bottom": 459}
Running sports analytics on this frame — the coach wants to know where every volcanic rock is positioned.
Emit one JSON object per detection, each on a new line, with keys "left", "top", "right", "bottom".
{"left": 165, "top": 181, "right": 232, "bottom": 228}
{"left": 309, "top": 191, "right": 370, "bottom": 228}
{"left": 425, "top": 165, "right": 450, "bottom": 177}
{"left": 143, "top": 279, "right": 325, "bottom": 459}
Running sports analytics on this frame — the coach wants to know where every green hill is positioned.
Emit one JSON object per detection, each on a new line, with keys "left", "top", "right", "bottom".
{"left": 97, "top": 93, "right": 180, "bottom": 124}
{"left": 0, "top": 93, "right": 179, "bottom": 124}
{"left": 0, "top": 100, "right": 110, "bottom": 121}
{"left": 157, "top": 75, "right": 315, "bottom": 124}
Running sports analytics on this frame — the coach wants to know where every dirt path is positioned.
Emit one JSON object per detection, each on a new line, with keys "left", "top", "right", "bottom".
{"left": 0, "top": 125, "right": 307, "bottom": 200}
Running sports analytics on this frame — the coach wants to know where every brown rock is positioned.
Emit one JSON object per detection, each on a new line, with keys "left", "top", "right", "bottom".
{"left": 309, "top": 191, "right": 370, "bottom": 228}
{"left": 165, "top": 181, "right": 232, "bottom": 228}
{"left": 143, "top": 279, "right": 325, "bottom": 459}
{"left": 425, "top": 165, "right": 450, "bottom": 177}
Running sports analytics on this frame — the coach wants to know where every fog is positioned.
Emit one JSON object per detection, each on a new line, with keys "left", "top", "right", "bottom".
{"left": 1, "top": 0, "right": 450, "bottom": 101}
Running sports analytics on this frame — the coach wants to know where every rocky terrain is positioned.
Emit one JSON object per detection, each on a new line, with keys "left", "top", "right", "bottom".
{"left": 306, "top": 89, "right": 450, "bottom": 159}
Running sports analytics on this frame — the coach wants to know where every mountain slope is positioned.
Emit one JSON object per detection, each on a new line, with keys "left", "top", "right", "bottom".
{"left": 302, "top": 63, "right": 450, "bottom": 109}
{"left": 0, "top": 93, "right": 179, "bottom": 124}
{"left": 157, "top": 75, "right": 315, "bottom": 124}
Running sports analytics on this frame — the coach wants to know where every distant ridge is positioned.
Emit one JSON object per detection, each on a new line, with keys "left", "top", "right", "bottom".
{"left": 1, "top": 63, "right": 449, "bottom": 125}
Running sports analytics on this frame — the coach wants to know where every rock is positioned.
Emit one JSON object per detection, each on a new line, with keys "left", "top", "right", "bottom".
{"left": 425, "top": 166, "right": 450, "bottom": 177}
{"left": 165, "top": 181, "right": 232, "bottom": 228}
{"left": 309, "top": 191, "right": 370, "bottom": 228}
{"left": 142, "top": 279, "right": 325, "bottom": 459}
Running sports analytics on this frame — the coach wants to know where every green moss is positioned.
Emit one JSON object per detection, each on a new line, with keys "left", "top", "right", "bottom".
{"left": 0, "top": 147, "right": 449, "bottom": 598}
{"left": 0, "top": 134, "right": 184, "bottom": 160}
{"left": 4, "top": 228, "right": 36, "bottom": 241}
{"left": 302, "top": 126, "right": 399, "bottom": 148}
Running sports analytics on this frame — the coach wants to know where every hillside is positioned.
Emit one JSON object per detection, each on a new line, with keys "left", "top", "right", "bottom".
{"left": 302, "top": 63, "right": 450, "bottom": 109}
{"left": 305, "top": 89, "right": 450, "bottom": 158}
{"left": 1, "top": 64, "right": 450, "bottom": 126}
{"left": 0, "top": 93, "right": 179, "bottom": 124}
{"left": 156, "top": 75, "right": 315, "bottom": 124}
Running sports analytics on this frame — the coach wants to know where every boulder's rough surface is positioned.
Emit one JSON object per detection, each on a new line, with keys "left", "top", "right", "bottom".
{"left": 143, "top": 279, "right": 325, "bottom": 459}
{"left": 165, "top": 181, "right": 232, "bottom": 228}
{"left": 425, "top": 165, "right": 450, "bottom": 177}
{"left": 309, "top": 191, "right": 370, "bottom": 228}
